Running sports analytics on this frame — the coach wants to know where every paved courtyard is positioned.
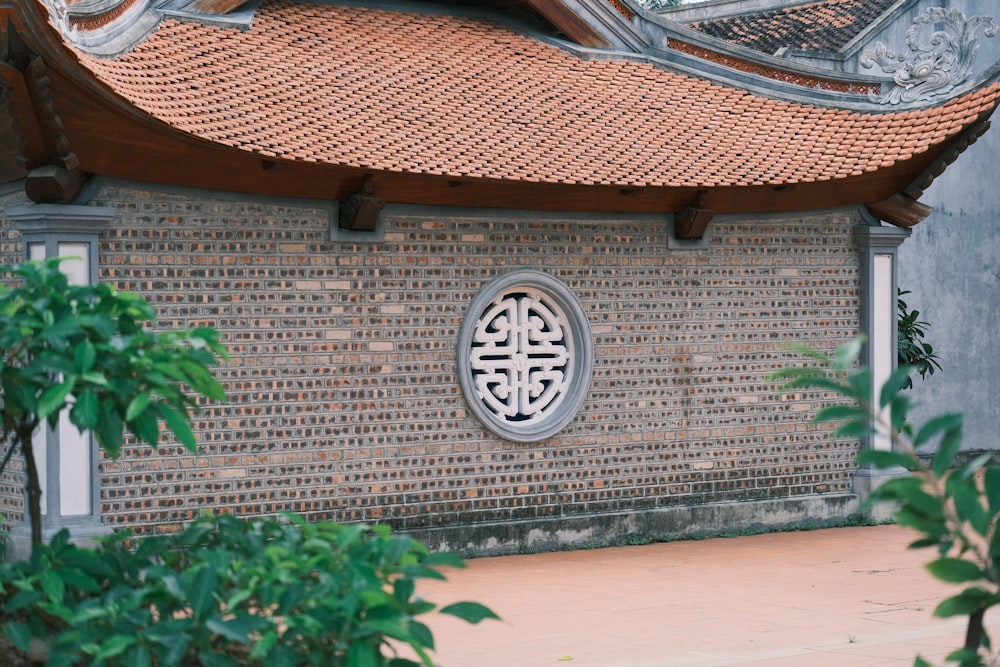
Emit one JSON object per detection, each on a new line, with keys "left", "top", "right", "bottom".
{"left": 414, "top": 524, "right": 998, "bottom": 666}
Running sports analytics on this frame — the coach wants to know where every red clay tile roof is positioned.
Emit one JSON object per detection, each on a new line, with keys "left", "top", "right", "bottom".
{"left": 686, "top": 0, "right": 898, "bottom": 54}
{"left": 72, "top": 0, "right": 1000, "bottom": 189}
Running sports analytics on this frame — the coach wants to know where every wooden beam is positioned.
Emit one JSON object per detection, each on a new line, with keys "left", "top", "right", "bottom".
{"left": 517, "top": 0, "right": 610, "bottom": 48}
{"left": 185, "top": 0, "right": 249, "bottom": 14}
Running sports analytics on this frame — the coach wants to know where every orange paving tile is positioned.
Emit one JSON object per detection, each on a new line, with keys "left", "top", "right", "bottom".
{"left": 413, "top": 525, "right": 998, "bottom": 666}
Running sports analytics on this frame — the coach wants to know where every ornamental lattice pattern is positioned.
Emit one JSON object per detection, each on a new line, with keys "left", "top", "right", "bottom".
{"left": 469, "top": 288, "right": 573, "bottom": 426}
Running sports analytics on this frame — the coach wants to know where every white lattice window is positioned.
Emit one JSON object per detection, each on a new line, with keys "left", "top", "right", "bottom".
{"left": 458, "top": 271, "right": 594, "bottom": 442}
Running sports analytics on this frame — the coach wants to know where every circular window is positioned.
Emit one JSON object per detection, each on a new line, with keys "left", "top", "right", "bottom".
{"left": 457, "top": 270, "right": 594, "bottom": 442}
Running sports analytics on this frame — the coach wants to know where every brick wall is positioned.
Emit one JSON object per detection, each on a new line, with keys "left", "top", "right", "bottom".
{"left": 0, "top": 186, "right": 33, "bottom": 526}
{"left": 1, "top": 182, "right": 862, "bottom": 544}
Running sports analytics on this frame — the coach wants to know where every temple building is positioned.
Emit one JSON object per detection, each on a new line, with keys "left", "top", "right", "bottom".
{"left": 1, "top": 0, "right": 997, "bottom": 555}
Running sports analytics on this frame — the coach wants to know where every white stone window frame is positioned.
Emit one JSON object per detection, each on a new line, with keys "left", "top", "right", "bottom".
{"left": 8, "top": 204, "right": 113, "bottom": 547}
{"left": 457, "top": 270, "right": 594, "bottom": 443}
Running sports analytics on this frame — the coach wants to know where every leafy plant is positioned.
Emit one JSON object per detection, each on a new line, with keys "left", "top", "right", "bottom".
{"left": 898, "top": 289, "right": 942, "bottom": 389}
{"left": 0, "top": 258, "right": 228, "bottom": 546}
{"left": 0, "top": 512, "right": 498, "bottom": 666}
{"left": 774, "top": 339, "right": 998, "bottom": 667}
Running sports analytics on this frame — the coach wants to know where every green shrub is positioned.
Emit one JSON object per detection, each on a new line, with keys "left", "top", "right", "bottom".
{"left": 0, "top": 512, "right": 497, "bottom": 666}
{"left": 0, "top": 258, "right": 228, "bottom": 546}
{"left": 775, "top": 339, "right": 997, "bottom": 667}
{"left": 897, "top": 289, "right": 942, "bottom": 389}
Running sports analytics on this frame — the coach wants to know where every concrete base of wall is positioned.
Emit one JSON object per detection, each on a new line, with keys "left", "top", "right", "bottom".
{"left": 4, "top": 521, "right": 112, "bottom": 562}
{"left": 853, "top": 465, "right": 909, "bottom": 524}
{"left": 406, "top": 494, "right": 863, "bottom": 557}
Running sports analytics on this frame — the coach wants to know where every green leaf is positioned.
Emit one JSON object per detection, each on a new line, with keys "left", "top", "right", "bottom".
{"left": 893, "top": 506, "right": 947, "bottom": 537}
{"left": 879, "top": 365, "right": 914, "bottom": 409}
{"left": 915, "top": 413, "right": 963, "bottom": 449}
{"left": 70, "top": 390, "right": 99, "bottom": 431}
{"left": 198, "top": 649, "right": 239, "bottom": 667}
{"left": 834, "top": 337, "right": 864, "bottom": 370}
{"left": 985, "top": 467, "right": 1000, "bottom": 514}
{"left": 129, "top": 405, "right": 160, "bottom": 448}
{"left": 867, "top": 476, "right": 942, "bottom": 521}
{"left": 248, "top": 629, "right": 278, "bottom": 661}
{"left": 394, "top": 577, "right": 416, "bottom": 604}
{"left": 931, "top": 419, "right": 964, "bottom": 477}
{"left": 346, "top": 642, "right": 378, "bottom": 667}
{"left": 420, "top": 552, "right": 467, "bottom": 569}
{"left": 177, "top": 359, "right": 225, "bottom": 399}
{"left": 439, "top": 602, "right": 500, "bottom": 624}
{"left": 407, "top": 620, "right": 435, "bottom": 650}
{"left": 913, "top": 658, "right": 932, "bottom": 667}
{"left": 38, "top": 381, "right": 74, "bottom": 419}
{"left": 888, "top": 393, "right": 913, "bottom": 433}
{"left": 832, "top": 420, "right": 875, "bottom": 439}
{"left": 814, "top": 404, "right": 869, "bottom": 425}
{"left": 125, "top": 392, "right": 151, "bottom": 422}
{"left": 40, "top": 570, "right": 66, "bottom": 604}
{"left": 55, "top": 566, "right": 100, "bottom": 593}
{"left": 95, "top": 400, "right": 124, "bottom": 458}
{"left": 847, "top": 367, "right": 874, "bottom": 405}
{"left": 934, "top": 588, "right": 994, "bottom": 618}
{"left": 779, "top": 376, "right": 857, "bottom": 399}
{"left": 6, "top": 590, "right": 42, "bottom": 612}
{"left": 856, "top": 449, "right": 916, "bottom": 471}
{"left": 944, "top": 648, "right": 982, "bottom": 667}
{"left": 947, "top": 476, "right": 989, "bottom": 537}
{"left": 189, "top": 565, "right": 219, "bottom": 618}
{"left": 93, "top": 634, "right": 136, "bottom": 660}
{"left": 957, "top": 454, "right": 994, "bottom": 482}
{"left": 206, "top": 615, "right": 271, "bottom": 644}
{"left": 74, "top": 339, "right": 96, "bottom": 373}
{"left": 388, "top": 660, "right": 422, "bottom": 667}
{"left": 78, "top": 371, "right": 109, "bottom": 388}
{"left": 146, "top": 631, "right": 190, "bottom": 664}
{"left": 122, "top": 644, "right": 152, "bottom": 667}
{"left": 154, "top": 403, "right": 196, "bottom": 451}
{"left": 926, "top": 558, "right": 984, "bottom": 584}
{"left": 4, "top": 622, "right": 31, "bottom": 652}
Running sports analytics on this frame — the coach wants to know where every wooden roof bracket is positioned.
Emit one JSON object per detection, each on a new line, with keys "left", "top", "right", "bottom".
{"left": 0, "top": 61, "right": 46, "bottom": 169}
{"left": 20, "top": 56, "right": 91, "bottom": 203}
{"left": 865, "top": 116, "right": 993, "bottom": 228}
{"left": 338, "top": 175, "right": 385, "bottom": 232}
{"left": 864, "top": 194, "right": 933, "bottom": 229}
{"left": 673, "top": 191, "right": 714, "bottom": 239}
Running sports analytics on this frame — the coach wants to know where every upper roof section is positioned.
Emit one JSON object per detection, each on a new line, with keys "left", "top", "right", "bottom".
{"left": 681, "top": 0, "right": 900, "bottom": 55}
{"left": 667, "top": 0, "right": 1000, "bottom": 86}
{"left": 2, "top": 0, "right": 1000, "bottom": 230}
{"left": 72, "top": 2, "right": 997, "bottom": 182}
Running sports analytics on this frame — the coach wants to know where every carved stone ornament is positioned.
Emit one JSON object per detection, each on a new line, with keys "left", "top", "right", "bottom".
{"left": 457, "top": 271, "right": 594, "bottom": 443}
{"left": 861, "top": 7, "right": 998, "bottom": 105}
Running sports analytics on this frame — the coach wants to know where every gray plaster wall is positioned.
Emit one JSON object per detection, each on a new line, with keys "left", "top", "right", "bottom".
{"left": 897, "top": 124, "right": 1000, "bottom": 451}
{"left": 845, "top": 0, "right": 1000, "bottom": 83}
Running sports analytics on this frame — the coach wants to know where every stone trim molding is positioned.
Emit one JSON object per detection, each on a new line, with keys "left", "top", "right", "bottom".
{"left": 457, "top": 270, "right": 594, "bottom": 443}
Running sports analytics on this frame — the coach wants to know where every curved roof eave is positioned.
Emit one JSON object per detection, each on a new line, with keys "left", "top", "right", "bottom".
{"left": 4, "top": 0, "right": 1000, "bottom": 227}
